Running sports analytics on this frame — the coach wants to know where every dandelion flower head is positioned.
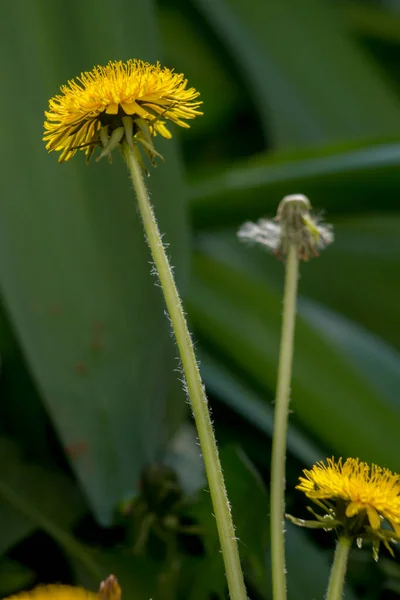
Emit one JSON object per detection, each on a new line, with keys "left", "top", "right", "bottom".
{"left": 5, "top": 585, "right": 97, "bottom": 600}
{"left": 43, "top": 59, "right": 202, "bottom": 163}
{"left": 4, "top": 575, "right": 120, "bottom": 600}
{"left": 295, "top": 457, "right": 400, "bottom": 558}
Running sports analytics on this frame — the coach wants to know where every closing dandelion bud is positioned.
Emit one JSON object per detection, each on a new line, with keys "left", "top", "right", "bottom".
{"left": 288, "top": 457, "right": 400, "bottom": 560}
{"left": 238, "top": 193, "right": 333, "bottom": 261}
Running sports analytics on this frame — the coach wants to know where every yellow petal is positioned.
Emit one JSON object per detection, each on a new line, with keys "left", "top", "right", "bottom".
{"left": 346, "top": 501, "right": 362, "bottom": 518}
{"left": 366, "top": 505, "right": 381, "bottom": 530}
{"left": 105, "top": 103, "right": 119, "bottom": 115}
{"left": 121, "top": 101, "right": 148, "bottom": 118}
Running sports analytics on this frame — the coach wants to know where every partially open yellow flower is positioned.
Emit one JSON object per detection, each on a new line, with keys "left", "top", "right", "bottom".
{"left": 290, "top": 457, "right": 400, "bottom": 559}
{"left": 43, "top": 59, "right": 202, "bottom": 163}
{"left": 5, "top": 575, "right": 121, "bottom": 600}
{"left": 298, "top": 457, "right": 400, "bottom": 534}
{"left": 5, "top": 585, "right": 96, "bottom": 600}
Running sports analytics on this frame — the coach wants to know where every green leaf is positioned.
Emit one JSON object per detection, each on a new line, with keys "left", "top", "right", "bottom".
{"left": 298, "top": 215, "right": 400, "bottom": 349}
{"left": 0, "top": 559, "right": 35, "bottom": 597}
{"left": 299, "top": 298, "right": 400, "bottom": 409}
{"left": 192, "top": 0, "right": 400, "bottom": 147}
{"left": 342, "top": 3, "right": 400, "bottom": 44}
{"left": 0, "top": 0, "right": 188, "bottom": 523}
{"left": 0, "top": 438, "right": 98, "bottom": 577}
{"left": 189, "top": 140, "right": 400, "bottom": 229}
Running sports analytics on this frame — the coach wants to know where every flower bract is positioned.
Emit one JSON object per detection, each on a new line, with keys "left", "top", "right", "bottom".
{"left": 43, "top": 59, "right": 202, "bottom": 163}
{"left": 292, "top": 457, "right": 400, "bottom": 559}
{"left": 99, "top": 575, "right": 121, "bottom": 600}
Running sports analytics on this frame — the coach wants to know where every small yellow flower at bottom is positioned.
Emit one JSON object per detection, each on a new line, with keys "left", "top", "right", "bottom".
{"left": 288, "top": 457, "right": 400, "bottom": 560}
{"left": 4, "top": 575, "right": 121, "bottom": 600}
{"left": 43, "top": 59, "right": 202, "bottom": 164}
{"left": 4, "top": 585, "right": 97, "bottom": 600}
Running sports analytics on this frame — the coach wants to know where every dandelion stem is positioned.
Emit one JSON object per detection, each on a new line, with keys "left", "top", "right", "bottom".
{"left": 270, "top": 243, "right": 299, "bottom": 600}
{"left": 122, "top": 141, "right": 247, "bottom": 600}
{"left": 326, "top": 536, "right": 351, "bottom": 600}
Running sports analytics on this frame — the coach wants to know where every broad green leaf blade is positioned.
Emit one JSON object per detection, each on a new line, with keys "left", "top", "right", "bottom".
{"left": 193, "top": 0, "right": 400, "bottom": 147}
{"left": 343, "top": 3, "right": 400, "bottom": 44}
{"left": 299, "top": 215, "right": 400, "bottom": 350}
{"left": 0, "top": 1, "right": 188, "bottom": 523}
{"left": 299, "top": 299, "right": 400, "bottom": 407}
{"left": 189, "top": 141, "right": 400, "bottom": 229}
{"left": 188, "top": 241, "right": 400, "bottom": 473}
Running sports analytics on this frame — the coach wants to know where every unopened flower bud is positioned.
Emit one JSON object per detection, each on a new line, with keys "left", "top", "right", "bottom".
{"left": 98, "top": 575, "right": 121, "bottom": 600}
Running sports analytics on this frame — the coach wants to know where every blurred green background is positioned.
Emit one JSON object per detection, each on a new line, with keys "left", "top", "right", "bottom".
{"left": 1, "top": 0, "right": 400, "bottom": 598}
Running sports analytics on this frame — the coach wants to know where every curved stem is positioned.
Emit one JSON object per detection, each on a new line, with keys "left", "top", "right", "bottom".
{"left": 326, "top": 536, "right": 351, "bottom": 600}
{"left": 122, "top": 142, "right": 247, "bottom": 600}
{"left": 270, "top": 244, "right": 299, "bottom": 600}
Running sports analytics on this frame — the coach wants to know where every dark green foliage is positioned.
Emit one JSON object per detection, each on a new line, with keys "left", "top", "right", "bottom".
{"left": 1, "top": 0, "right": 400, "bottom": 598}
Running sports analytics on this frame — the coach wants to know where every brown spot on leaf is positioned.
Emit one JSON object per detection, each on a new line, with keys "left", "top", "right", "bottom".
{"left": 65, "top": 440, "right": 89, "bottom": 460}
{"left": 50, "top": 303, "right": 63, "bottom": 316}
{"left": 91, "top": 320, "right": 104, "bottom": 354}
{"left": 75, "top": 362, "right": 88, "bottom": 375}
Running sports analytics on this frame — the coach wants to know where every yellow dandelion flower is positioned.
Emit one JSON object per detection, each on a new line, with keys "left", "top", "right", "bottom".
{"left": 4, "top": 585, "right": 97, "bottom": 600}
{"left": 290, "top": 457, "right": 400, "bottom": 559}
{"left": 5, "top": 575, "right": 120, "bottom": 600}
{"left": 298, "top": 457, "right": 400, "bottom": 534}
{"left": 43, "top": 59, "right": 202, "bottom": 163}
